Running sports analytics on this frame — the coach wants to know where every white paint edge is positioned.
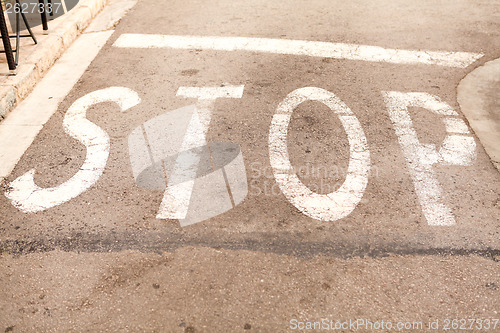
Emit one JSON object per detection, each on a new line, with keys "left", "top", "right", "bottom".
{"left": 113, "top": 34, "right": 483, "bottom": 68}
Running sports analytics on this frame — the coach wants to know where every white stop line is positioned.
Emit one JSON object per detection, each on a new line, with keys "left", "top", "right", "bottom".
{"left": 112, "top": 34, "right": 483, "bottom": 68}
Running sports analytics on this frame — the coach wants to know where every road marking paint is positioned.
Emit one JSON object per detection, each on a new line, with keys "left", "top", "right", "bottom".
{"left": 383, "top": 91, "right": 476, "bottom": 226}
{"left": 176, "top": 86, "right": 245, "bottom": 99}
{"left": 156, "top": 85, "right": 244, "bottom": 220}
{"left": 269, "top": 87, "right": 370, "bottom": 221}
{"left": 0, "top": 30, "right": 114, "bottom": 180}
{"left": 5, "top": 87, "right": 141, "bottom": 213}
{"left": 443, "top": 118, "right": 470, "bottom": 134}
{"left": 113, "top": 34, "right": 483, "bottom": 68}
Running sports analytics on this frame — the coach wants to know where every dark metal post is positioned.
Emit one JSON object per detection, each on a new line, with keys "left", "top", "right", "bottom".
{"left": 0, "top": 1, "right": 16, "bottom": 70}
{"left": 39, "top": 0, "right": 48, "bottom": 30}
{"left": 47, "top": 0, "right": 53, "bottom": 16}
{"left": 15, "top": 5, "right": 20, "bottom": 64}
{"left": 20, "top": 11, "right": 38, "bottom": 44}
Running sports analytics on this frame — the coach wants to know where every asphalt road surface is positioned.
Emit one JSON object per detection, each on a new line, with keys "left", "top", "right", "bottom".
{"left": 1, "top": 0, "right": 499, "bottom": 331}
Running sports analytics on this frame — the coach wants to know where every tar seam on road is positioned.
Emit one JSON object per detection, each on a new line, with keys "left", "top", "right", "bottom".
{"left": 1, "top": 232, "right": 499, "bottom": 262}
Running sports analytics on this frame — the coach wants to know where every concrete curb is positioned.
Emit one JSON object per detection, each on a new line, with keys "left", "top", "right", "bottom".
{"left": 0, "top": 0, "right": 109, "bottom": 120}
{"left": 458, "top": 57, "right": 500, "bottom": 172}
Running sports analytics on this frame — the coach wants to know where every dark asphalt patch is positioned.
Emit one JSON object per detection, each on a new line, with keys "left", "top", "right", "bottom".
{"left": 1, "top": 232, "right": 499, "bottom": 261}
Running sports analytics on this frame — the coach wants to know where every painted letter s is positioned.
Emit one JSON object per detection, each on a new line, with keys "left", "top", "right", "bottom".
{"left": 5, "top": 87, "right": 141, "bottom": 213}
